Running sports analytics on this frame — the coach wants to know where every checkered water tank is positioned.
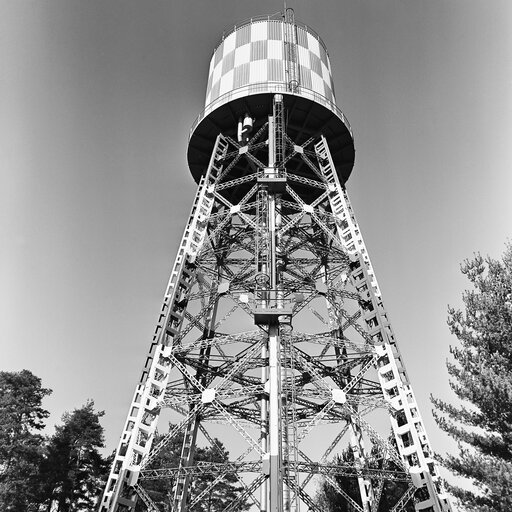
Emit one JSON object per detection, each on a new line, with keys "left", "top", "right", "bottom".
{"left": 188, "top": 15, "right": 355, "bottom": 187}
{"left": 205, "top": 19, "right": 336, "bottom": 110}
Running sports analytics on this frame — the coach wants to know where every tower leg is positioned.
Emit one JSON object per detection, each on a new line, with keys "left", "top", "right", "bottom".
{"left": 316, "top": 136, "right": 452, "bottom": 512}
{"left": 99, "top": 135, "right": 228, "bottom": 512}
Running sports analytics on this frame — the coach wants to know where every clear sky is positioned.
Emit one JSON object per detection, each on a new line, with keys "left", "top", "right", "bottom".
{"left": 1, "top": 0, "right": 511, "bottom": 485}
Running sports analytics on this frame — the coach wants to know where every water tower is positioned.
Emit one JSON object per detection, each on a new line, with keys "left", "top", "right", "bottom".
{"left": 100, "top": 10, "right": 452, "bottom": 512}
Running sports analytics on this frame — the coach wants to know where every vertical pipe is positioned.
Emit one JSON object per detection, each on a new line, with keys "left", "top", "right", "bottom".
{"left": 268, "top": 324, "right": 282, "bottom": 512}
{"left": 260, "top": 179, "right": 269, "bottom": 511}
{"left": 260, "top": 343, "right": 268, "bottom": 512}
{"left": 259, "top": 114, "right": 274, "bottom": 512}
{"left": 267, "top": 105, "right": 283, "bottom": 512}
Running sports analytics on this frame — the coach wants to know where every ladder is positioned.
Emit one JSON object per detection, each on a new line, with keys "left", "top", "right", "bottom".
{"left": 284, "top": 8, "right": 300, "bottom": 92}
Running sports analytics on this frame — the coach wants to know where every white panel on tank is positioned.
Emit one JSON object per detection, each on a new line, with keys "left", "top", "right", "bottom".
{"left": 223, "top": 32, "right": 236, "bottom": 55}
{"left": 210, "top": 80, "right": 220, "bottom": 101}
{"left": 320, "top": 61, "right": 331, "bottom": 85}
{"left": 297, "top": 45, "right": 310, "bottom": 69}
{"left": 327, "top": 54, "right": 333, "bottom": 72}
{"left": 234, "top": 43, "right": 250, "bottom": 67}
{"left": 307, "top": 32, "right": 320, "bottom": 57}
{"left": 212, "top": 60, "right": 223, "bottom": 87}
{"left": 268, "top": 40, "right": 284, "bottom": 60}
{"left": 219, "top": 69, "right": 234, "bottom": 96}
{"left": 311, "top": 71, "right": 324, "bottom": 96}
{"left": 329, "top": 73, "right": 336, "bottom": 97}
{"left": 205, "top": 74, "right": 213, "bottom": 104}
{"left": 250, "top": 59, "right": 268, "bottom": 83}
{"left": 251, "top": 21, "right": 267, "bottom": 41}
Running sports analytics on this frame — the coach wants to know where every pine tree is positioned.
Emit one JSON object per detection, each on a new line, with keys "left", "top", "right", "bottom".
{"left": 315, "top": 445, "right": 415, "bottom": 511}
{"left": 137, "top": 426, "right": 250, "bottom": 511}
{"left": 315, "top": 450, "right": 361, "bottom": 512}
{"left": 0, "top": 369, "right": 51, "bottom": 511}
{"left": 431, "top": 244, "right": 512, "bottom": 511}
{"left": 38, "top": 400, "right": 108, "bottom": 511}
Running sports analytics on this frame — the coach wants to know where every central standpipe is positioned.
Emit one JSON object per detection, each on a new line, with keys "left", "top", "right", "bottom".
{"left": 267, "top": 95, "right": 284, "bottom": 512}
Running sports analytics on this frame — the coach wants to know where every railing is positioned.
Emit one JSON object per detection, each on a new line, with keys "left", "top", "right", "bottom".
{"left": 213, "top": 13, "right": 329, "bottom": 57}
{"left": 252, "top": 288, "right": 294, "bottom": 325}
{"left": 254, "top": 288, "right": 293, "bottom": 308}
{"left": 258, "top": 169, "right": 286, "bottom": 180}
{"left": 189, "top": 81, "right": 353, "bottom": 140}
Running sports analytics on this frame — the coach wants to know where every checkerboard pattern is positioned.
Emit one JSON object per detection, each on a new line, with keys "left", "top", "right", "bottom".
{"left": 205, "top": 20, "right": 336, "bottom": 108}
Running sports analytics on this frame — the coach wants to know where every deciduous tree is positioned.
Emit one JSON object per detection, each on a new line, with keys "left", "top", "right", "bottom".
{"left": 432, "top": 244, "right": 512, "bottom": 511}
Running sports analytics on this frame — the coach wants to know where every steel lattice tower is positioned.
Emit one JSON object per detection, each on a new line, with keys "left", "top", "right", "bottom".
{"left": 101, "top": 11, "right": 452, "bottom": 512}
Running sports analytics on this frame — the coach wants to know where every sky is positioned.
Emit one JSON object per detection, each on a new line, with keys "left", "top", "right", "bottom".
{"left": 1, "top": 0, "right": 511, "bottom": 488}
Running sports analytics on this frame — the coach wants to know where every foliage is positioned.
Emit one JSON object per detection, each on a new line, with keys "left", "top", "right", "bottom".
{"left": 138, "top": 426, "right": 250, "bottom": 512}
{"left": 0, "top": 369, "right": 52, "bottom": 511}
{"left": 315, "top": 445, "right": 414, "bottom": 512}
{"left": 0, "top": 371, "right": 109, "bottom": 511}
{"left": 431, "top": 244, "right": 512, "bottom": 511}
{"left": 37, "top": 400, "right": 108, "bottom": 511}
